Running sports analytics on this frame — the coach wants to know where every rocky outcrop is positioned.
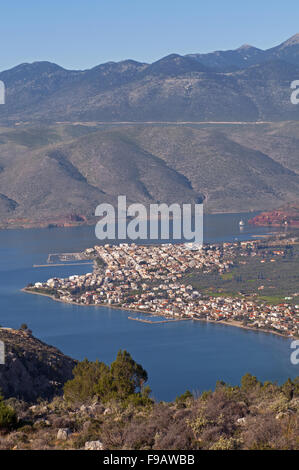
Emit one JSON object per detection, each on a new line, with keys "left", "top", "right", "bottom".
{"left": 85, "top": 441, "right": 104, "bottom": 450}
{"left": 57, "top": 428, "right": 72, "bottom": 440}
{"left": 249, "top": 204, "right": 299, "bottom": 227}
{"left": 0, "top": 329, "right": 76, "bottom": 402}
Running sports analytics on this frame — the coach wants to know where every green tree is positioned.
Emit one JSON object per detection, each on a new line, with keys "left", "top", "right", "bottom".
{"left": 95, "top": 350, "right": 148, "bottom": 402}
{"left": 64, "top": 351, "right": 149, "bottom": 405}
{"left": 64, "top": 358, "right": 108, "bottom": 404}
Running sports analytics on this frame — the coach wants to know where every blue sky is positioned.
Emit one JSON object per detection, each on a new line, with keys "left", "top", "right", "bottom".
{"left": 1, "top": 0, "right": 299, "bottom": 71}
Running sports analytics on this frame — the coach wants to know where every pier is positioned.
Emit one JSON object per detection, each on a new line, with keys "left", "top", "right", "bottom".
{"left": 47, "top": 252, "right": 88, "bottom": 263}
{"left": 128, "top": 316, "right": 191, "bottom": 324}
{"left": 33, "top": 262, "right": 93, "bottom": 268}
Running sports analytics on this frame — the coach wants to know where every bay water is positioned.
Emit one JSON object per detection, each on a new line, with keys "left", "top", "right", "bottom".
{"left": 0, "top": 213, "right": 297, "bottom": 400}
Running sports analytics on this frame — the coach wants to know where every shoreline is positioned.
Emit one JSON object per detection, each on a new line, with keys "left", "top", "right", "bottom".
{"left": 1, "top": 210, "right": 263, "bottom": 231}
{"left": 21, "top": 288, "right": 294, "bottom": 340}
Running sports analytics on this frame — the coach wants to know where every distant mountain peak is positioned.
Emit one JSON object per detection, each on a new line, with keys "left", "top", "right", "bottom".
{"left": 237, "top": 44, "right": 255, "bottom": 50}
{"left": 157, "top": 53, "right": 184, "bottom": 61}
{"left": 144, "top": 53, "right": 208, "bottom": 77}
{"left": 16, "top": 61, "right": 65, "bottom": 70}
{"left": 279, "top": 33, "right": 299, "bottom": 48}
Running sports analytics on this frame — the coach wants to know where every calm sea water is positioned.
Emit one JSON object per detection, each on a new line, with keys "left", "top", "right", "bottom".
{"left": 0, "top": 213, "right": 297, "bottom": 401}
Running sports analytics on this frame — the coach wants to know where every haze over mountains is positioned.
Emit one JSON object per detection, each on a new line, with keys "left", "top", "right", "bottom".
{"left": 1, "top": 34, "right": 299, "bottom": 123}
{"left": 0, "top": 35, "right": 299, "bottom": 226}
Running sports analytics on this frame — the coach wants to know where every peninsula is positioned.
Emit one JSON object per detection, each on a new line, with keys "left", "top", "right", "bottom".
{"left": 24, "top": 235, "right": 299, "bottom": 338}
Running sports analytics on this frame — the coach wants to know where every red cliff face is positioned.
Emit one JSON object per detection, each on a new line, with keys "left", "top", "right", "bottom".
{"left": 249, "top": 206, "right": 299, "bottom": 227}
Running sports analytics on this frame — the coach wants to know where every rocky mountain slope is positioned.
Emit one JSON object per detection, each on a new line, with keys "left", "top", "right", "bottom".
{"left": 0, "top": 328, "right": 76, "bottom": 401}
{"left": 0, "top": 35, "right": 298, "bottom": 224}
{"left": 0, "top": 121, "right": 298, "bottom": 226}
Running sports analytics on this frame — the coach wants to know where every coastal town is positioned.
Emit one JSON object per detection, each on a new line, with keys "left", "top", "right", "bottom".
{"left": 25, "top": 238, "right": 299, "bottom": 338}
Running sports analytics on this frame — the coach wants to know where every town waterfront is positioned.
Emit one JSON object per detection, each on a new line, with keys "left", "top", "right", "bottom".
{"left": 0, "top": 213, "right": 297, "bottom": 401}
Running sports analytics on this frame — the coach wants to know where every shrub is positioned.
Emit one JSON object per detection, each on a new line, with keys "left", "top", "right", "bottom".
{"left": 210, "top": 436, "right": 239, "bottom": 450}
{"left": 0, "top": 395, "right": 17, "bottom": 431}
{"left": 281, "top": 378, "right": 297, "bottom": 400}
{"left": 241, "top": 373, "right": 261, "bottom": 392}
{"left": 176, "top": 390, "right": 193, "bottom": 403}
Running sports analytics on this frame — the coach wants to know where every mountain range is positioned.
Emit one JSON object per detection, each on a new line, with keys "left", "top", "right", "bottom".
{"left": 0, "top": 35, "right": 299, "bottom": 226}
{"left": 0, "top": 34, "right": 299, "bottom": 123}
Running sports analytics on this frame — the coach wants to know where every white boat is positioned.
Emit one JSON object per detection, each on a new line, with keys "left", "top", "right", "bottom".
{"left": 239, "top": 219, "right": 245, "bottom": 227}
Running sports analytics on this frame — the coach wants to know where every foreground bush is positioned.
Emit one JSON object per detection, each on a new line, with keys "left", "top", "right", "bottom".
{"left": 0, "top": 394, "right": 17, "bottom": 432}
{"left": 1, "top": 357, "right": 299, "bottom": 450}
